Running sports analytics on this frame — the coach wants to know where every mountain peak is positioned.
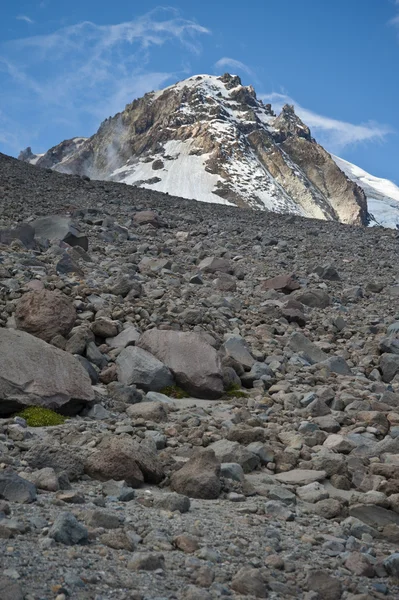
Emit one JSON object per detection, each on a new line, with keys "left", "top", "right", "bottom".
{"left": 219, "top": 72, "right": 242, "bottom": 88}
{"left": 20, "top": 73, "right": 368, "bottom": 226}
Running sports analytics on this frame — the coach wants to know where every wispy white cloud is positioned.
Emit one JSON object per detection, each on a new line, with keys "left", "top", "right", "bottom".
{"left": 389, "top": 0, "right": 399, "bottom": 28}
{"left": 0, "top": 8, "right": 210, "bottom": 153}
{"left": 214, "top": 57, "right": 254, "bottom": 77}
{"left": 261, "top": 92, "right": 392, "bottom": 153}
{"left": 16, "top": 15, "right": 35, "bottom": 24}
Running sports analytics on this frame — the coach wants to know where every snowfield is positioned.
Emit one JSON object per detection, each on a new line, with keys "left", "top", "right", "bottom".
{"left": 333, "top": 155, "right": 399, "bottom": 229}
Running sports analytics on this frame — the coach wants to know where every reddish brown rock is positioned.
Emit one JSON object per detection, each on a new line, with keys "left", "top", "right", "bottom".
{"left": 231, "top": 568, "right": 268, "bottom": 598}
{"left": 306, "top": 570, "right": 342, "bottom": 600}
{"left": 345, "top": 552, "right": 375, "bottom": 578}
{"left": 170, "top": 449, "right": 221, "bottom": 499}
{"left": 263, "top": 274, "right": 300, "bottom": 294}
{"left": 84, "top": 435, "right": 163, "bottom": 487}
{"left": 15, "top": 289, "right": 76, "bottom": 342}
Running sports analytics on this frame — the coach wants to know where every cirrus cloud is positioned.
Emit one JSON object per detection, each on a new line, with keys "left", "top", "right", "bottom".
{"left": 0, "top": 8, "right": 210, "bottom": 154}
{"left": 214, "top": 57, "right": 254, "bottom": 77}
{"left": 16, "top": 15, "right": 35, "bottom": 24}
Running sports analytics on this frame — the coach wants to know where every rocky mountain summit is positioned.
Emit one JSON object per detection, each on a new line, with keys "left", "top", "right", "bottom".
{"left": 2, "top": 152, "right": 399, "bottom": 598}
{"left": 19, "top": 73, "right": 369, "bottom": 226}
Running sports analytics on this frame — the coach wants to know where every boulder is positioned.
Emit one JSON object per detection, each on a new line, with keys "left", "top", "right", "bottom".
{"left": 274, "top": 469, "right": 327, "bottom": 486}
{"left": 133, "top": 210, "right": 161, "bottom": 227}
{"left": 198, "top": 256, "right": 233, "bottom": 274}
{"left": 56, "top": 253, "right": 84, "bottom": 276}
{"left": 349, "top": 504, "right": 399, "bottom": 528}
{"left": 208, "top": 439, "right": 259, "bottom": 473}
{"left": 91, "top": 317, "right": 118, "bottom": 338}
{"left": 32, "top": 215, "right": 88, "bottom": 250}
{"left": 49, "top": 512, "right": 88, "bottom": 545}
{"left": 0, "top": 471, "right": 37, "bottom": 503}
{"left": 221, "top": 336, "right": 255, "bottom": 370}
{"left": 138, "top": 329, "right": 223, "bottom": 399}
{"left": 126, "top": 401, "right": 167, "bottom": 422}
{"left": 306, "top": 570, "right": 342, "bottom": 600}
{"left": 0, "top": 223, "right": 35, "bottom": 248}
{"left": 312, "top": 264, "right": 340, "bottom": 281}
{"left": 116, "top": 346, "right": 174, "bottom": 392}
{"left": 154, "top": 493, "right": 190, "bottom": 513}
{"left": 138, "top": 257, "right": 172, "bottom": 274}
{"left": 170, "top": 449, "right": 221, "bottom": 499}
{"left": 0, "top": 329, "right": 94, "bottom": 415}
{"left": 380, "top": 353, "right": 399, "bottom": 383}
{"left": 106, "top": 326, "right": 140, "bottom": 349}
{"left": 262, "top": 273, "right": 300, "bottom": 293}
{"left": 384, "top": 553, "right": 399, "bottom": 578}
{"left": 24, "top": 443, "right": 84, "bottom": 481}
{"left": 296, "top": 289, "right": 331, "bottom": 308}
{"left": 287, "top": 332, "right": 328, "bottom": 364}
{"left": 84, "top": 435, "right": 164, "bottom": 487}
{"left": 231, "top": 568, "right": 268, "bottom": 598}
{"left": 15, "top": 290, "right": 76, "bottom": 342}
{"left": 319, "top": 356, "right": 352, "bottom": 376}
{"left": 0, "top": 577, "right": 24, "bottom": 600}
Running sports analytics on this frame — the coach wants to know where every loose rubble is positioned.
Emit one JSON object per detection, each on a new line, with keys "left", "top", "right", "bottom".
{"left": 1, "top": 152, "right": 399, "bottom": 598}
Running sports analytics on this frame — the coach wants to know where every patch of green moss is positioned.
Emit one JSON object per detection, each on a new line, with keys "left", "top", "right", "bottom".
{"left": 225, "top": 384, "right": 248, "bottom": 398}
{"left": 160, "top": 385, "right": 188, "bottom": 399}
{"left": 17, "top": 406, "right": 67, "bottom": 427}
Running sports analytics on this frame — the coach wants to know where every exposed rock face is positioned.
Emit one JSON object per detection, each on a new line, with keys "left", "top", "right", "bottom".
{"left": 15, "top": 290, "right": 76, "bottom": 342}
{"left": 20, "top": 74, "right": 368, "bottom": 225}
{"left": 0, "top": 329, "right": 94, "bottom": 415}
{"left": 138, "top": 329, "right": 224, "bottom": 399}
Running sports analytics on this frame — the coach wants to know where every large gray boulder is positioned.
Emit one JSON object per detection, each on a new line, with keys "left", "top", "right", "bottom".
{"left": 138, "top": 330, "right": 224, "bottom": 399}
{"left": 49, "top": 512, "right": 88, "bottom": 545}
{"left": 33, "top": 215, "right": 88, "bottom": 250}
{"left": 380, "top": 353, "right": 399, "bottom": 383}
{"left": 287, "top": 332, "right": 328, "bottom": 364}
{"left": 0, "top": 329, "right": 94, "bottom": 415}
{"left": 0, "top": 471, "right": 37, "bottom": 503}
{"left": 197, "top": 256, "right": 233, "bottom": 274}
{"left": 221, "top": 336, "right": 255, "bottom": 370}
{"left": 15, "top": 289, "right": 76, "bottom": 342}
{"left": 24, "top": 443, "right": 84, "bottom": 480}
{"left": 0, "top": 223, "right": 35, "bottom": 248}
{"left": 116, "top": 346, "right": 174, "bottom": 392}
{"left": 288, "top": 333, "right": 351, "bottom": 374}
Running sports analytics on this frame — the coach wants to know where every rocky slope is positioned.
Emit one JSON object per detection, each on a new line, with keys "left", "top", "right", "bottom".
{"left": 19, "top": 73, "right": 368, "bottom": 226}
{"left": 2, "top": 152, "right": 399, "bottom": 599}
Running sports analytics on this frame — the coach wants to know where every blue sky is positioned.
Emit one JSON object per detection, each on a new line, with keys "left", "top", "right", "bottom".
{"left": 1, "top": 0, "right": 398, "bottom": 182}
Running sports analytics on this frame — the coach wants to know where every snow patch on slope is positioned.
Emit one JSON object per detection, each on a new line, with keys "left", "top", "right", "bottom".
{"left": 110, "top": 140, "right": 233, "bottom": 206}
{"left": 333, "top": 155, "right": 399, "bottom": 228}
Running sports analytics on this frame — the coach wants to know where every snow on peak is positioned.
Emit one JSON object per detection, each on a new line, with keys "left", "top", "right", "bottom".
{"left": 333, "top": 155, "right": 399, "bottom": 229}
{"left": 19, "top": 73, "right": 368, "bottom": 227}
